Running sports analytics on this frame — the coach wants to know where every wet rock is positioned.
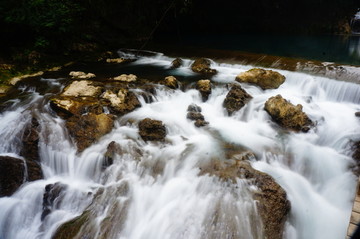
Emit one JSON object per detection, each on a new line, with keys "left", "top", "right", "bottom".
{"left": 21, "top": 118, "right": 43, "bottom": 181}
{"left": 186, "top": 104, "right": 209, "bottom": 127}
{"left": 138, "top": 118, "right": 166, "bottom": 141}
{"left": 66, "top": 113, "right": 115, "bottom": 152}
{"left": 69, "top": 71, "right": 96, "bottom": 79}
{"left": 52, "top": 210, "right": 91, "bottom": 239}
{"left": 201, "top": 159, "right": 290, "bottom": 239}
{"left": 41, "top": 182, "right": 67, "bottom": 220}
{"left": 0, "top": 85, "right": 12, "bottom": 95}
{"left": 187, "top": 111, "right": 205, "bottom": 121}
{"left": 355, "top": 112, "right": 360, "bottom": 117}
{"left": 61, "top": 80, "right": 103, "bottom": 98}
{"left": 187, "top": 104, "right": 202, "bottom": 112}
{"left": 50, "top": 97, "right": 101, "bottom": 117}
{"left": 101, "top": 89, "right": 141, "bottom": 115}
{"left": 113, "top": 74, "right": 137, "bottom": 82}
{"left": 171, "top": 58, "right": 183, "bottom": 68}
{"left": 223, "top": 84, "right": 252, "bottom": 115}
{"left": 9, "top": 71, "right": 44, "bottom": 86}
{"left": 264, "top": 94, "right": 313, "bottom": 132}
{"left": 104, "top": 141, "right": 143, "bottom": 169}
{"left": 191, "top": 58, "right": 217, "bottom": 75}
{"left": 161, "top": 76, "right": 179, "bottom": 89}
{"left": 0, "top": 156, "right": 25, "bottom": 197}
{"left": 196, "top": 79, "right": 212, "bottom": 101}
{"left": 106, "top": 58, "right": 133, "bottom": 63}
{"left": 236, "top": 68, "right": 285, "bottom": 90}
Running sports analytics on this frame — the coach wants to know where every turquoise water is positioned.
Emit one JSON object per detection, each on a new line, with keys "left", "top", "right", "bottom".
{"left": 164, "top": 34, "right": 360, "bottom": 66}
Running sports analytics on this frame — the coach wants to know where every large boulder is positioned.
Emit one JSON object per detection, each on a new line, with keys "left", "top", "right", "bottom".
{"left": 61, "top": 80, "right": 103, "bottom": 98}
{"left": 101, "top": 89, "right": 141, "bottom": 115}
{"left": 223, "top": 84, "right": 252, "bottom": 115}
{"left": 138, "top": 118, "right": 166, "bottom": 141}
{"left": 191, "top": 58, "right": 217, "bottom": 75}
{"left": 264, "top": 94, "right": 313, "bottom": 132}
{"left": 66, "top": 113, "right": 115, "bottom": 152}
{"left": 50, "top": 97, "right": 101, "bottom": 117}
{"left": 196, "top": 79, "right": 212, "bottom": 102}
{"left": 200, "top": 159, "right": 290, "bottom": 239}
{"left": 0, "top": 156, "right": 25, "bottom": 197}
{"left": 236, "top": 68, "right": 285, "bottom": 90}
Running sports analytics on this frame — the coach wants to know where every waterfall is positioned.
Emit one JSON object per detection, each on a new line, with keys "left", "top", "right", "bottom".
{"left": 0, "top": 51, "right": 358, "bottom": 239}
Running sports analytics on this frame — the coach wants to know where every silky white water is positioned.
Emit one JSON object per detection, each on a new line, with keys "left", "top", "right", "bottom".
{"left": 0, "top": 51, "right": 359, "bottom": 239}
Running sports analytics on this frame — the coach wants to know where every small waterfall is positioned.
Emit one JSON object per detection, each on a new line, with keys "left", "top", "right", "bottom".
{"left": 0, "top": 52, "right": 359, "bottom": 239}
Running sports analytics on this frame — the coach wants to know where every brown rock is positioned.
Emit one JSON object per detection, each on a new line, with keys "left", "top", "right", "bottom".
{"left": 223, "top": 84, "right": 252, "bottom": 115}
{"left": 69, "top": 72, "right": 96, "bottom": 80}
{"left": 113, "top": 74, "right": 137, "bottom": 82}
{"left": 200, "top": 159, "right": 290, "bottom": 239}
{"left": 101, "top": 89, "right": 141, "bottom": 115}
{"left": 236, "top": 68, "right": 285, "bottom": 90}
{"left": 191, "top": 58, "right": 217, "bottom": 75}
{"left": 50, "top": 97, "right": 101, "bottom": 117}
{"left": 264, "top": 94, "right": 313, "bottom": 132}
{"left": 171, "top": 58, "right": 183, "bottom": 68}
{"left": 161, "top": 76, "right": 179, "bottom": 89}
{"left": 187, "top": 104, "right": 208, "bottom": 127}
{"left": 0, "top": 156, "right": 25, "bottom": 197}
{"left": 138, "top": 118, "right": 166, "bottom": 141}
{"left": 196, "top": 79, "right": 212, "bottom": 101}
{"left": 66, "top": 113, "right": 115, "bottom": 152}
{"left": 61, "top": 80, "right": 102, "bottom": 98}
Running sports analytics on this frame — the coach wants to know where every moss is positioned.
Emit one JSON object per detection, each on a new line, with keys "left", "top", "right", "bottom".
{"left": 51, "top": 210, "right": 91, "bottom": 239}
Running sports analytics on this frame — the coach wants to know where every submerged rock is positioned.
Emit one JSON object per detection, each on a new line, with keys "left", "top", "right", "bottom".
{"left": 264, "top": 94, "right": 313, "bottom": 132}
{"left": 69, "top": 71, "right": 96, "bottom": 79}
{"left": 66, "top": 113, "right": 115, "bottom": 152}
{"left": 161, "top": 76, "right": 179, "bottom": 89}
{"left": 223, "top": 84, "right": 252, "bottom": 115}
{"left": 113, "top": 74, "right": 137, "bottom": 82}
{"left": 196, "top": 79, "right": 212, "bottom": 101}
{"left": 171, "top": 58, "right": 183, "bottom": 68}
{"left": 191, "top": 58, "right": 217, "bottom": 75}
{"left": 42, "top": 182, "right": 68, "bottom": 220}
{"left": 138, "top": 118, "right": 166, "bottom": 141}
{"left": 0, "top": 156, "right": 25, "bottom": 197}
{"left": 236, "top": 68, "right": 285, "bottom": 90}
{"left": 61, "top": 80, "right": 103, "bottom": 98}
{"left": 201, "top": 159, "right": 290, "bottom": 239}
{"left": 186, "top": 104, "right": 209, "bottom": 127}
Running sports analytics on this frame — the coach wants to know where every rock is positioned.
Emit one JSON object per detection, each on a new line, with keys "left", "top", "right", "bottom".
{"left": 191, "top": 58, "right": 217, "bottom": 75}
{"left": 69, "top": 71, "right": 96, "bottom": 79}
{"left": 52, "top": 210, "right": 91, "bottom": 239}
{"left": 161, "top": 76, "right": 179, "bottom": 89}
{"left": 236, "top": 68, "right": 285, "bottom": 90}
{"left": 264, "top": 94, "right": 313, "bottom": 132}
{"left": 61, "top": 80, "right": 103, "bottom": 98}
{"left": 0, "top": 156, "right": 25, "bottom": 197}
{"left": 187, "top": 104, "right": 209, "bottom": 127}
{"left": 138, "top": 118, "right": 166, "bottom": 141}
{"left": 101, "top": 89, "right": 141, "bottom": 115}
{"left": 104, "top": 141, "right": 143, "bottom": 169}
{"left": 223, "top": 84, "right": 252, "bottom": 115}
{"left": 106, "top": 58, "right": 131, "bottom": 63}
{"left": 50, "top": 97, "right": 100, "bottom": 117}
{"left": 20, "top": 118, "right": 43, "bottom": 181}
{"left": 0, "top": 85, "right": 12, "bottom": 95}
{"left": 355, "top": 112, "right": 360, "bottom": 117}
{"left": 66, "top": 113, "right": 115, "bottom": 152}
{"left": 113, "top": 74, "right": 137, "bottom": 82}
{"left": 196, "top": 79, "right": 212, "bottom": 101}
{"left": 200, "top": 159, "right": 290, "bottom": 239}
{"left": 171, "top": 58, "right": 183, "bottom": 68}
{"left": 9, "top": 71, "right": 44, "bottom": 85}
{"left": 41, "top": 182, "right": 67, "bottom": 220}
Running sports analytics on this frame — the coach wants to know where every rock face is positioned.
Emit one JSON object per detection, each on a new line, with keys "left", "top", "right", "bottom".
{"left": 236, "top": 68, "right": 285, "bottom": 90}
{"left": 69, "top": 71, "right": 96, "bottom": 79}
{"left": 161, "top": 76, "right": 179, "bottom": 89}
{"left": 113, "top": 74, "right": 137, "bottom": 82}
{"left": 0, "top": 156, "right": 25, "bottom": 197}
{"left": 264, "top": 94, "right": 313, "bottom": 132}
{"left": 191, "top": 58, "right": 217, "bottom": 75}
{"left": 223, "top": 84, "right": 252, "bottom": 115}
{"left": 61, "top": 80, "right": 102, "bottom": 97}
{"left": 201, "top": 159, "right": 290, "bottom": 239}
{"left": 187, "top": 104, "right": 208, "bottom": 127}
{"left": 66, "top": 113, "right": 115, "bottom": 152}
{"left": 21, "top": 118, "right": 43, "bottom": 181}
{"left": 138, "top": 118, "right": 166, "bottom": 141}
{"left": 171, "top": 58, "right": 183, "bottom": 68}
{"left": 196, "top": 79, "right": 212, "bottom": 101}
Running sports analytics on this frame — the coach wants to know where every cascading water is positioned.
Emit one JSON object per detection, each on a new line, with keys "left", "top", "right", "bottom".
{"left": 0, "top": 51, "right": 359, "bottom": 239}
